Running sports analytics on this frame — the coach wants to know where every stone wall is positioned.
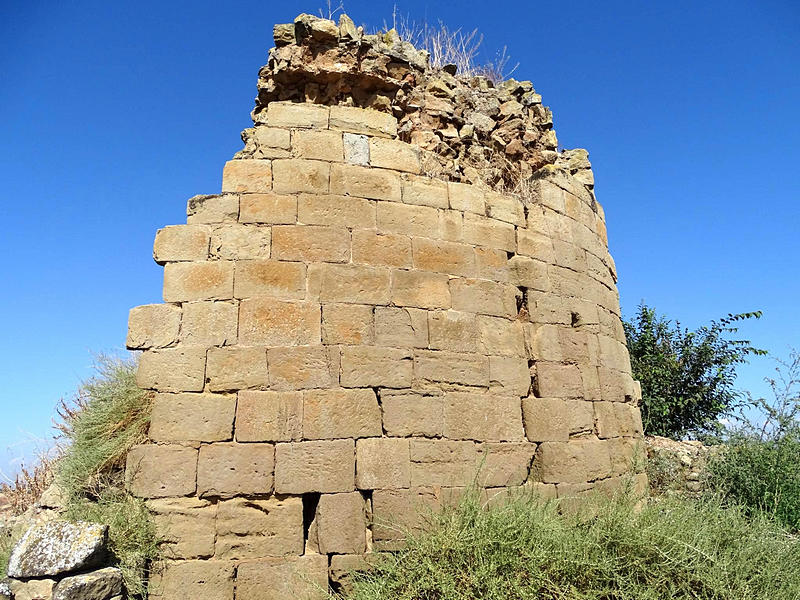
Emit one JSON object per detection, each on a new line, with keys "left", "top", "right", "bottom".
{"left": 124, "top": 13, "right": 646, "bottom": 600}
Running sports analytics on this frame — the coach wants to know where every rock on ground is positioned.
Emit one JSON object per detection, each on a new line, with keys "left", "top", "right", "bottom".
{"left": 7, "top": 521, "right": 108, "bottom": 578}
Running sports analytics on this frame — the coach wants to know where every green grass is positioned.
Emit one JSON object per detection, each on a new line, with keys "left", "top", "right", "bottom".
{"left": 0, "top": 532, "right": 12, "bottom": 576}
{"left": 345, "top": 487, "right": 800, "bottom": 600}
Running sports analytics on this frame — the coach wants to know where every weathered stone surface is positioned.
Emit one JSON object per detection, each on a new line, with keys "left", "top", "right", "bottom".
{"left": 8, "top": 578, "right": 55, "bottom": 600}
{"left": 450, "top": 278, "right": 518, "bottom": 317}
{"left": 179, "top": 301, "right": 237, "bottom": 346}
{"left": 215, "top": 496, "right": 302, "bottom": 558}
{"left": 206, "top": 346, "right": 268, "bottom": 391}
{"left": 377, "top": 201, "right": 438, "bottom": 237}
{"left": 340, "top": 346, "right": 412, "bottom": 387}
{"left": 222, "top": 159, "right": 272, "bottom": 193}
{"left": 239, "top": 192, "right": 297, "bottom": 224}
{"left": 236, "top": 390, "right": 303, "bottom": 442}
{"left": 480, "top": 443, "right": 537, "bottom": 487}
{"left": 267, "top": 101, "right": 329, "bottom": 128}
{"left": 381, "top": 391, "right": 444, "bottom": 437}
{"left": 414, "top": 350, "right": 489, "bottom": 387}
{"left": 146, "top": 497, "right": 216, "bottom": 559}
{"left": 267, "top": 346, "right": 338, "bottom": 390}
{"left": 522, "top": 397, "right": 595, "bottom": 442}
{"left": 311, "top": 263, "right": 390, "bottom": 304}
{"left": 331, "top": 163, "right": 401, "bottom": 200}
{"left": 343, "top": 133, "right": 369, "bottom": 165}
{"left": 149, "top": 560, "right": 234, "bottom": 600}
{"left": 137, "top": 347, "right": 207, "bottom": 392}
{"left": 372, "top": 488, "right": 441, "bottom": 550}
{"left": 236, "top": 554, "right": 328, "bottom": 600}
{"left": 275, "top": 439, "right": 355, "bottom": 493}
{"left": 52, "top": 567, "right": 123, "bottom": 600}
{"left": 8, "top": 521, "right": 108, "bottom": 578}
{"left": 234, "top": 259, "right": 307, "bottom": 299}
{"left": 374, "top": 306, "right": 428, "bottom": 347}
{"left": 412, "top": 238, "right": 475, "bottom": 277}
{"left": 197, "top": 443, "right": 274, "bottom": 497}
{"left": 298, "top": 193, "right": 375, "bottom": 229}
{"left": 443, "top": 393, "right": 524, "bottom": 441}
{"left": 356, "top": 438, "right": 411, "bottom": 489}
{"left": 126, "top": 445, "right": 197, "bottom": 498}
{"left": 163, "top": 261, "right": 234, "bottom": 302}
{"left": 273, "top": 224, "right": 350, "bottom": 263}
{"left": 126, "top": 303, "right": 181, "bottom": 349}
{"left": 149, "top": 393, "right": 235, "bottom": 442}
{"left": 409, "top": 439, "right": 481, "bottom": 487}
{"left": 210, "top": 224, "right": 271, "bottom": 260}
{"left": 322, "top": 303, "right": 373, "bottom": 344}
{"left": 329, "top": 105, "right": 397, "bottom": 137}
{"left": 303, "top": 388, "right": 382, "bottom": 439}
{"left": 535, "top": 440, "right": 613, "bottom": 484}
{"left": 153, "top": 225, "right": 210, "bottom": 263}
{"left": 391, "top": 270, "right": 451, "bottom": 309}
{"left": 272, "top": 158, "right": 330, "bottom": 194}
{"left": 308, "top": 492, "right": 366, "bottom": 554}
{"left": 239, "top": 298, "right": 321, "bottom": 345}
{"left": 352, "top": 230, "right": 411, "bottom": 268}
{"left": 187, "top": 194, "right": 238, "bottom": 224}
{"left": 371, "top": 138, "right": 420, "bottom": 173}
{"left": 329, "top": 554, "right": 373, "bottom": 595}
{"left": 292, "top": 129, "right": 343, "bottom": 162}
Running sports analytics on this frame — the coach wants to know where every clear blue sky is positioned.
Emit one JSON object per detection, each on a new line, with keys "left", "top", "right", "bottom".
{"left": 1, "top": 0, "right": 798, "bottom": 477}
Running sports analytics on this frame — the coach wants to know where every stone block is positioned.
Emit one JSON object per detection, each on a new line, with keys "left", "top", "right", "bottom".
{"left": 239, "top": 192, "right": 297, "bottom": 224}
{"left": 343, "top": 133, "right": 369, "bottom": 164}
{"left": 179, "top": 301, "right": 237, "bottom": 346}
{"left": 438, "top": 209, "right": 464, "bottom": 242}
{"left": 450, "top": 278, "right": 519, "bottom": 318}
{"left": 236, "top": 554, "right": 328, "bottom": 600}
{"left": 322, "top": 303, "right": 373, "bottom": 344}
{"left": 374, "top": 307, "right": 428, "bottom": 348}
{"left": 146, "top": 497, "right": 216, "bottom": 559}
{"left": 272, "top": 159, "right": 330, "bottom": 194}
{"left": 163, "top": 261, "right": 234, "bottom": 302}
{"left": 356, "top": 438, "right": 411, "bottom": 489}
{"left": 339, "top": 346, "right": 412, "bottom": 387}
{"left": 443, "top": 393, "right": 524, "bottom": 441}
{"left": 292, "top": 129, "right": 343, "bottom": 161}
{"left": 412, "top": 238, "right": 476, "bottom": 277}
{"left": 480, "top": 443, "right": 537, "bottom": 487}
{"left": 215, "top": 496, "right": 303, "bottom": 559}
{"left": 428, "top": 310, "right": 480, "bottom": 353}
{"left": 187, "top": 193, "right": 238, "bottom": 224}
{"left": 267, "top": 101, "right": 329, "bottom": 128}
{"left": 303, "top": 388, "right": 382, "bottom": 439}
{"left": 127, "top": 303, "right": 181, "bottom": 349}
{"left": 372, "top": 488, "right": 441, "bottom": 549}
{"left": 311, "top": 263, "right": 391, "bottom": 304}
{"left": 222, "top": 159, "right": 272, "bottom": 193}
{"left": 150, "top": 393, "right": 236, "bottom": 442}
{"left": 148, "top": 560, "right": 234, "bottom": 600}
{"left": 298, "top": 193, "right": 376, "bottom": 228}
{"left": 234, "top": 259, "right": 307, "bottom": 299}
{"left": 309, "top": 493, "right": 367, "bottom": 554}
{"left": 330, "top": 163, "right": 401, "bottom": 201}
{"left": 522, "top": 397, "right": 595, "bottom": 442}
{"left": 210, "top": 224, "right": 271, "bottom": 260}
{"left": 486, "top": 192, "right": 525, "bottom": 226}
{"left": 239, "top": 298, "right": 321, "bottom": 345}
{"left": 533, "top": 362, "right": 584, "bottom": 398}
{"left": 535, "top": 440, "right": 613, "bottom": 484}
{"left": 489, "top": 356, "right": 532, "bottom": 396}
{"left": 414, "top": 350, "right": 489, "bottom": 387}
{"left": 448, "top": 182, "right": 485, "bottom": 214}
{"left": 351, "top": 230, "right": 411, "bottom": 268}
{"left": 236, "top": 390, "right": 303, "bottom": 442}
{"left": 478, "top": 315, "right": 526, "bottom": 356}
{"left": 474, "top": 247, "right": 510, "bottom": 282}
{"left": 153, "top": 225, "right": 210, "bottom": 263}
{"left": 401, "top": 175, "right": 447, "bottom": 208}
{"left": 376, "top": 201, "right": 438, "bottom": 237}
{"left": 136, "top": 347, "right": 206, "bottom": 392}
{"left": 251, "top": 126, "right": 291, "bottom": 152}
{"left": 594, "top": 401, "right": 621, "bottom": 439}
{"left": 274, "top": 439, "right": 355, "bottom": 493}
{"left": 508, "top": 255, "right": 550, "bottom": 291}
{"left": 409, "top": 440, "right": 481, "bottom": 487}
{"left": 381, "top": 391, "right": 444, "bottom": 437}
{"left": 8, "top": 579, "right": 55, "bottom": 600}
{"left": 206, "top": 346, "right": 268, "bottom": 391}
{"left": 126, "top": 444, "right": 197, "bottom": 498}
{"left": 369, "top": 138, "right": 420, "bottom": 174}
{"left": 267, "top": 346, "right": 338, "bottom": 390}
{"left": 272, "top": 224, "right": 350, "bottom": 263}
{"left": 197, "top": 443, "right": 274, "bottom": 497}
{"left": 517, "top": 228, "right": 556, "bottom": 262}
{"left": 329, "top": 554, "right": 373, "bottom": 595}
{"left": 462, "top": 213, "right": 516, "bottom": 251}
{"left": 391, "top": 270, "right": 451, "bottom": 309}
{"left": 329, "top": 105, "right": 398, "bottom": 137}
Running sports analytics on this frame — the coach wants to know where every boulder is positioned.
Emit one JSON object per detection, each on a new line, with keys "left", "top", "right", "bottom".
{"left": 8, "top": 578, "right": 55, "bottom": 600}
{"left": 52, "top": 567, "right": 124, "bottom": 600}
{"left": 0, "top": 579, "right": 11, "bottom": 600}
{"left": 7, "top": 521, "right": 108, "bottom": 578}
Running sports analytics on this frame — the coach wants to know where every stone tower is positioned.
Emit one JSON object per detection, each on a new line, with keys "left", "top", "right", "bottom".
{"left": 125, "top": 13, "right": 645, "bottom": 600}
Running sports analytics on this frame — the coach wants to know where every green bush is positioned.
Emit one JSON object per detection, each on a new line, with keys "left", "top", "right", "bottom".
{"left": 345, "top": 489, "right": 800, "bottom": 600}
{"left": 623, "top": 303, "right": 764, "bottom": 439}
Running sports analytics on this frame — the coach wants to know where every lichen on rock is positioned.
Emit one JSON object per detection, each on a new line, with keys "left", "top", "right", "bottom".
{"left": 7, "top": 521, "right": 108, "bottom": 579}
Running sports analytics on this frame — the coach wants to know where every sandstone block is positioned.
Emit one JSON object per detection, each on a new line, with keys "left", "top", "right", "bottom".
{"left": 210, "top": 224, "right": 271, "bottom": 260}
{"left": 127, "top": 303, "right": 181, "bottom": 349}
{"left": 179, "top": 301, "right": 238, "bottom": 346}
{"left": 251, "top": 126, "right": 291, "bottom": 152}
{"left": 475, "top": 247, "right": 510, "bottom": 282}
{"left": 126, "top": 444, "right": 197, "bottom": 498}
{"left": 272, "top": 224, "right": 350, "bottom": 263}
{"left": 206, "top": 346, "right": 268, "bottom": 391}
{"left": 239, "top": 298, "right": 321, "bottom": 345}
{"left": 377, "top": 201, "right": 438, "bottom": 237}
{"left": 489, "top": 356, "right": 532, "bottom": 396}
{"left": 343, "top": 133, "right": 369, "bottom": 165}
{"left": 369, "top": 138, "right": 420, "bottom": 173}
{"left": 533, "top": 179, "right": 566, "bottom": 213}
{"left": 391, "top": 270, "right": 451, "bottom": 309}
{"left": 52, "top": 567, "right": 123, "bottom": 600}
{"left": 274, "top": 439, "right": 355, "bottom": 493}
{"left": 412, "top": 238, "right": 476, "bottom": 277}
{"left": 356, "top": 438, "right": 411, "bottom": 489}
{"left": 292, "top": 129, "right": 343, "bottom": 161}
{"left": 222, "top": 159, "right": 272, "bottom": 193}
{"left": 239, "top": 192, "right": 297, "bottom": 224}
{"left": 8, "top": 578, "right": 55, "bottom": 600}
{"left": 462, "top": 213, "right": 516, "bottom": 251}
{"left": 478, "top": 315, "right": 526, "bottom": 356}
{"left": 153, "top": 225, "right": 210, "bottom": 263}
{"left": 329, "top": 554, "right": 373, "bottom": 595}
{"left": 309, "top": 493, "right": 367, "bottom": 554}
{"left": 187, "top": 194, "right": 238, "bottom": 224}
{"left": 508, "top": 255, "right": 550, "bottom": 291}
{"left": 381, "top": 391, "right": 444, "bottom": 437}
{"left": 486, "top": 192, "right": 525, "bottom": 226}
{"left": 450, "top": 278, "right": 519, "bottom": 318}
{"left": 533, "top": 362, "right": 584, "bottom": 398}
{"left": 438, "top": 209, "right": 464, "bottom": 242}
{"left": 150, "top": 393, "right": 236, "bottom": 442}
{"left": 312, "top": 263, "right": 390, "bottom": 304}
{"left": 372, "top": 488, "right": 440, "bottom": 549}
{"left": 236, "top": 555, "right": 328, "bottom": 600}
{"left": 340, "top": 346, "right": 412, "bottom": 388}
{"left": 481, "top": 443, "right": 537, "bottom": 487}
{"left": 594, "top": 401, "right": 621, "bottom": 439}
{"left": 410, "top": 440, "right": 481, "bottom": 487}
{"left": 443, "top": 393, "right": 524, "bottom": 441}
{"left": 267, "top": 101, "right": 329, "bottom": 128}
{"left": 330, "top": 163, "right": 401, "bottom": 201}
{"left": 351, "top": 230, "right": 411, "bottom": 268}
{"left": 448, "top": 182, "right": 485, "bottom": 214}
{"left": 298, "top": 194, "right": 376, "bottom": 228}
{"left": 272, "top": 159, "right": 330, "bottom": 194}
{"left": 517, "top": 228, "right": 556, "bottom": 262}
{"left": 215, "top": 496, "right": 302, "bottom": 559}
{"left": 146, "top": 497, "right": 216, "bottom": 559}
{"left": 374, "top": 307, "right": 428, "bottom": 347}
{"left": 163, "top": 261, "right": 234, "bottom": 302}
{"left": 136, "top": 347, "right": 206, "bottom": 392}
{"left": 535, "top": 440, "right": 612, "bottom": 484}
{"left": 428, "top": 310, "right": 480, "bottom": 353}
{"left": 414, "top": 350, "right": 489, "bottom": 387}
{"left": 322, "top": 303, "right": 373, "bottom": 344}
{"left": 234, "top": 260, "right": 306, "bottom": 299}
{"left": 329, "top": 105, "right": 397, "bottom": 137}
{"left": 197, "top": 443, "right": 274, "bottom": 497}
{"left": 597, "top": 365, "right": 630, "bottom": 402}
{"left": 522, "top": 397, "right": 595, "bottom": 442}
{"left": 401, "top": 175, "right": 447, "bottom": 208}
{"left": 148, "top": 560, "right": 234, "bottom": 600}
{"left": 267, "top": 346, "right": 338, "bottom": 390}
{"left": 303, "top": 388, "right": 382, "bottom": 439}
{"left": 236, "top": 390, "right": 303, "bottom": 442}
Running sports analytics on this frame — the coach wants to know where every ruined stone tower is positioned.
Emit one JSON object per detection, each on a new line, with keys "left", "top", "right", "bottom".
{"left": 125, "top": 13, "right": 646, "bottom": 600}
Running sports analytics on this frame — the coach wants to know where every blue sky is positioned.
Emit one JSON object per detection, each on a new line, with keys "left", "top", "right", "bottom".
{"left": 1, "top": 0, "right": 798, "bottom": 477}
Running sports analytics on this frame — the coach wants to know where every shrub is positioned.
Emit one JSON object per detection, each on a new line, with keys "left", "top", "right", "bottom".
{"left": 623, "top": 303, "right": 764, "bottom": 439}
{"left": 345, "top": 488, "right": 800, "bottom": 600}
{"left": 0, "top": 532, "right": 12, "bottom": 578}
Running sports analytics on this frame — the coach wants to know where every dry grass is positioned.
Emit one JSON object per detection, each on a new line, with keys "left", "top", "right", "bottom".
{"left": 0, "top": 450, "right": 60, "bottom": 517}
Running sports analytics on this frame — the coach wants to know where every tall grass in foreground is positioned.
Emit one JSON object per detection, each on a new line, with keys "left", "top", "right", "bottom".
{"left": 346, "top": 489, "right": 800, "bottom": 600}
